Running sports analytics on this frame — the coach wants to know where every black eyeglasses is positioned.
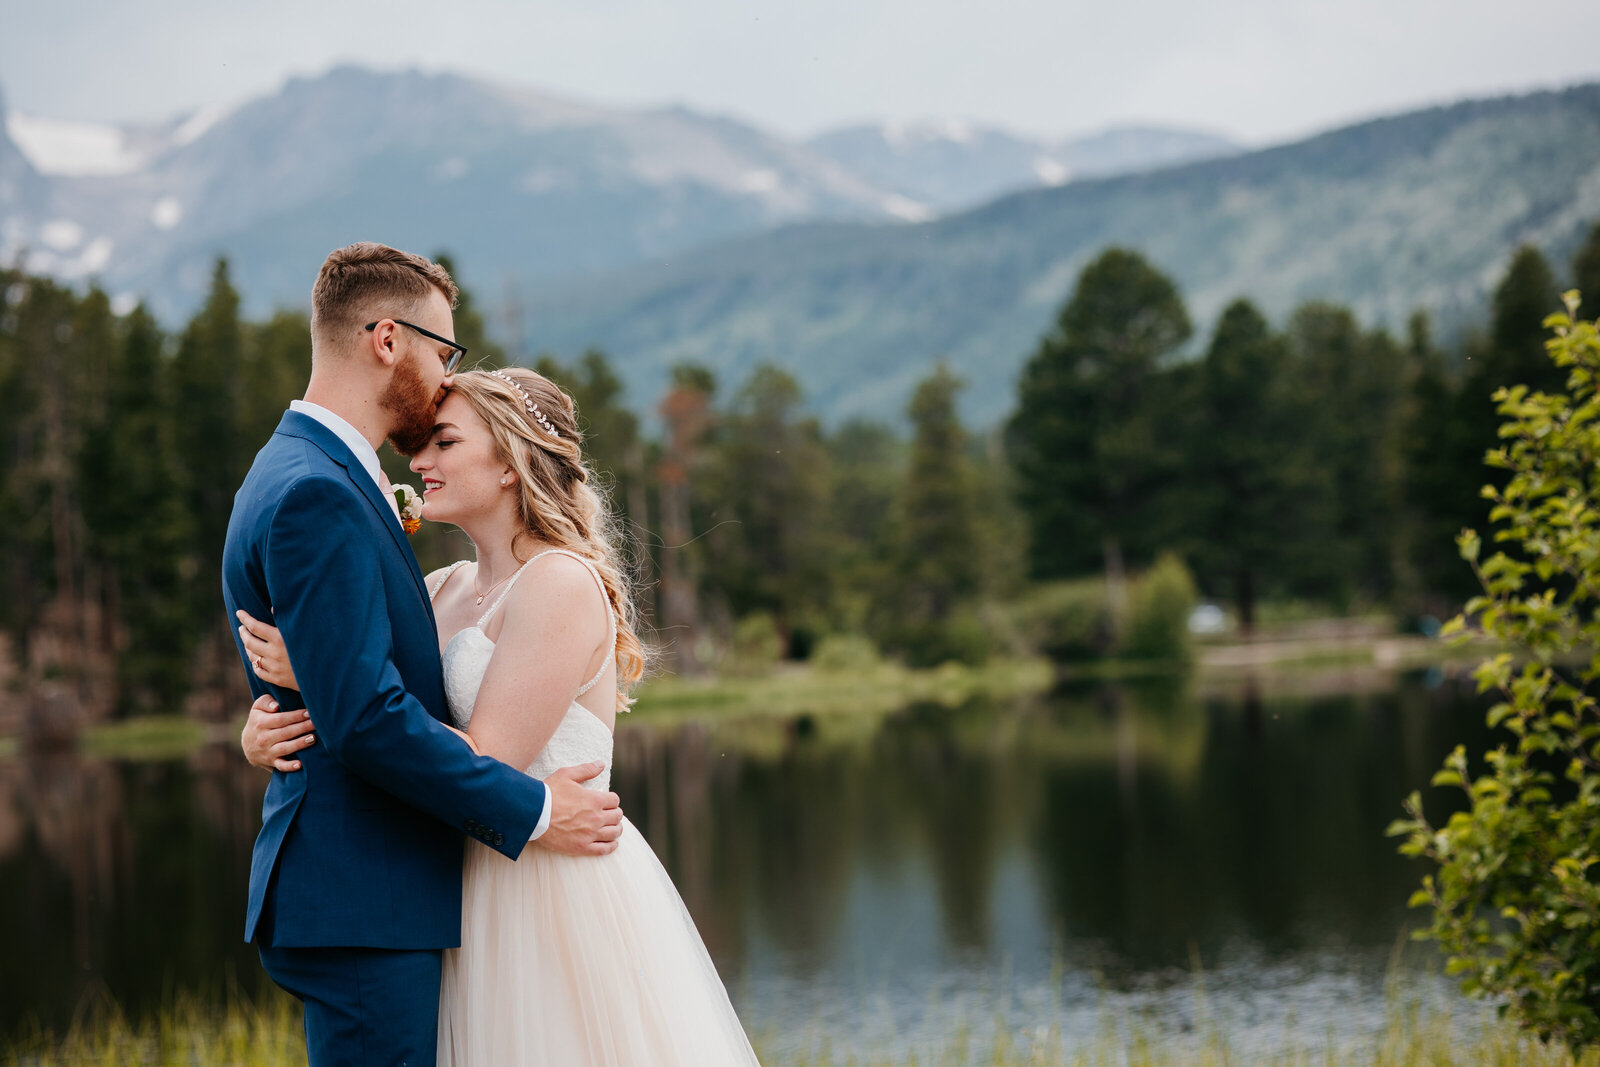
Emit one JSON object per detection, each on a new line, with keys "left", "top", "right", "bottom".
{"left": 365, "top": 319, "right": 467, "bottom": 374}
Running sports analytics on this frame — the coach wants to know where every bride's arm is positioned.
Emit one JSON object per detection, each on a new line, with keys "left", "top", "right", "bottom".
{"left": 466, "top": 556, "right": 611, "bottom": 771}
{"left": 237, "top": 610, "right": 481, "bottom": 766}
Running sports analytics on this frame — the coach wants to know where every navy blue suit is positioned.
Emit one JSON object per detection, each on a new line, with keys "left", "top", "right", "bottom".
{"left": 222, "top": 410, "right": 548, "bottom": 1065}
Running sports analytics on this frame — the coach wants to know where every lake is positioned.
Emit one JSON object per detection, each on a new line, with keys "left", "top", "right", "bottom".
{"left": 0, "top": 667, "right": 1498, "bottom": 1058}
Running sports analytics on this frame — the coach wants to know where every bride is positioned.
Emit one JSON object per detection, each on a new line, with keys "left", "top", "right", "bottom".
{"left": 238, "top": 367, "right": 760, "bottom": 1066}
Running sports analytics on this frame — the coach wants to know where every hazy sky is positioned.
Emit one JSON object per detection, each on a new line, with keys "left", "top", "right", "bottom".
{"left": 3, "top": 0, "right": 1599, "bottom": 143}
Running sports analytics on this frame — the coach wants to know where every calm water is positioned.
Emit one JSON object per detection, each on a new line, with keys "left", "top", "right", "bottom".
{"left": 0, "top": 669, "right": 1497, "bottom": 1056}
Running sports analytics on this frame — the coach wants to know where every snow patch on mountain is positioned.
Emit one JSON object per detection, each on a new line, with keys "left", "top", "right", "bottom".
{"left": 1033, "top": 157, "right": 1070, "bottom": 186}
{"left": 6, "top": 114, "right": 144, "bottom": 175}
{"left": 883, "top": 195, "right": 932, "bottom": 222}
{"left": 172, "top": 105, "right": 230, "bottom": 147}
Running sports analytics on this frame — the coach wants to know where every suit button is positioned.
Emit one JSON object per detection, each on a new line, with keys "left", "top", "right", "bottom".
{"left": 493, "top": 832, "right": 504, "bottom": 846}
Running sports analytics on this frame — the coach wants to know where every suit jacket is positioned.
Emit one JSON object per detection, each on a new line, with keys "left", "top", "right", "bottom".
{"left": 222, "top": 410, "right": 548, "bottom": 948}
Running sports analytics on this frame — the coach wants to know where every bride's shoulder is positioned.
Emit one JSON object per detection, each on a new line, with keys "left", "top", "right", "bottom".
{"left": 504, "top": 552, "right": 606, "bottom": 621}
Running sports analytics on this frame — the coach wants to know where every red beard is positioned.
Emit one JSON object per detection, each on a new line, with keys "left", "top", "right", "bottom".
{"left": 382, "top": 353, "right": 438, "bottom": 456}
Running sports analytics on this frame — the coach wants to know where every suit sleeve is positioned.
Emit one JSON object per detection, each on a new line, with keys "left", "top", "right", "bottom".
{"left": 262, "top": 475, "right": 546, "bottom": 858}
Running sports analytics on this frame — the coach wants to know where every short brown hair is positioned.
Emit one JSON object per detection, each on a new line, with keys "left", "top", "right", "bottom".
{"left": 310, "top": 242, "right": 460, "bottom": 349}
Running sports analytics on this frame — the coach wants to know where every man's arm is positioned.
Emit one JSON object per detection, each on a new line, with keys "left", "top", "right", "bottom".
{"left": 261, "top": 475, "right": 548, "bottom": 857}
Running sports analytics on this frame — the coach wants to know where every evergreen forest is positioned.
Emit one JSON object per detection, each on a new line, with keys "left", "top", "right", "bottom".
{"left": 5, "top": 224, "right": 1599, "bottom": 724}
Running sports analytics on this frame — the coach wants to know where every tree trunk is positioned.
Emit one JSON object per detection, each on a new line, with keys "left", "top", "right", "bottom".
{"left": 1103, "top": 535, "right": 1128, "bottom": 646}
{"left": 1236, "top": 566, "right": 1256, "bottom": 635}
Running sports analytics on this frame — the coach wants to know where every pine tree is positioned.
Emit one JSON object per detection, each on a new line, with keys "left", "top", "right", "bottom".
{"left": 894, "top": 364, "right": 982, "bottom": 664}
{"left": 168, "top": 260, "right": 245, "bottom": 706}
{"left": 1006, "top": 248, "right": 1192, "bottom": 590}
{"left": 655, "top": 364, "right": 717, "bottom": 671}
{"left": 1189, "top": 299, "right": 1294, "bottom": 629}
{"left": 1397, "top": 313, "right": 1477, "bottom": 610}
{"left": 700, "top": 365, "right": 831, "bottom": 652}
{"left": 1476, "top": 245, "right": 1563, "bottom": 398}
{"left": 81, "top": 306, "right": 193, "bottom": 711}
{"left": 241, "top": 310, "right": 312, "bottom": 453}
{"left": 431, "top": 252, "right": 504, "bottom": 365}
{"left": 1572, "top": 222, "right": 1600, "bottom": 309}
{"left": 1282, "top": 303, "right": 1408, "bottom": 604}
{"left": 824, "top": 420, "right": 902, "bottom": 636}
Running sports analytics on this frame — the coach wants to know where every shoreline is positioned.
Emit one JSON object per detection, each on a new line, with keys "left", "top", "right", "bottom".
{"left": 0, "top": 627, "right": 1484, "bottom": 760}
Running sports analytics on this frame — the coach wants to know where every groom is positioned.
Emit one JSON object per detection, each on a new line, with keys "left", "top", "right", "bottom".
{"left": 222, "top": 242, "right": 622, "bottom": 1066}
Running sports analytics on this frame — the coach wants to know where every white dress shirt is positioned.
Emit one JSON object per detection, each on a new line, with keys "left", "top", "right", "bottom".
{"left": 289, "top": 400, "right": 398, "bottom": 519}
{"left": 287, "top": 401, "right": 552, "bottom": 841}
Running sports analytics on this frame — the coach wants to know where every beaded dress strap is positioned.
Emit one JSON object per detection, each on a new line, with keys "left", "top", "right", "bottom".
{"left": 429, "top": 560, "right": 470, "bottom": 602}
{"left": 475, "top": 558, "right": 539, "bottom": 630}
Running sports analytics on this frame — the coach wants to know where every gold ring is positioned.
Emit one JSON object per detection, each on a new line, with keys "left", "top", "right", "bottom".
{"left": 254, "top": 655, "right": 263, "bottom": 669}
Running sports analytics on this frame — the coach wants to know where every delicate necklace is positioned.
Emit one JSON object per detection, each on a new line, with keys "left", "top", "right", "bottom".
{"left": 474, "top": 566, "right": 514, "bottom": 606}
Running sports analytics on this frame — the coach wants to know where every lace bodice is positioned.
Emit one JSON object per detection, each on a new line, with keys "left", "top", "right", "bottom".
{"left": 436, "top": 552, "right": 615, "bottom": 791}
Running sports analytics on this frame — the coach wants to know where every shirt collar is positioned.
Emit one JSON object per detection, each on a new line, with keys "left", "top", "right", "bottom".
{"left": 289, "top": 399, "right": 384, "bottom": 492}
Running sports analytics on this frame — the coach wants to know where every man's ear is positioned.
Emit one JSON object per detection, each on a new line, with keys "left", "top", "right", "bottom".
{"left": 368, "top": 320, "right": 400, "bottom": 368}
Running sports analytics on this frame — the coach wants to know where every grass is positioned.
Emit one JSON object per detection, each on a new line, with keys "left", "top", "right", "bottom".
{"left": 78, "top": 716, "right": 210, "bottom": 761}
{"left": 8, "top": 990, "right": 1600, "bottom": 1066}
{"left": 0, "top": 624, "right": 1489, "bottom": 760}
{"left": 632, "top": 656, "right": 1055, "bottom": 721}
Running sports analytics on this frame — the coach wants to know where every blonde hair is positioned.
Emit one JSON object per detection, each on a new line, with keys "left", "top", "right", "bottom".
{"left": 449, "top": 367, "right": 645, "bottom": 711}
{"left": 311, "top": 242, "right": 459, "bottom": 350}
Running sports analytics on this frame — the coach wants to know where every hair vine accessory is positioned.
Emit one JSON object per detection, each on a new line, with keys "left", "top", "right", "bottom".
{"left": 489, "top": 369, "right": 559, "bottom": 438}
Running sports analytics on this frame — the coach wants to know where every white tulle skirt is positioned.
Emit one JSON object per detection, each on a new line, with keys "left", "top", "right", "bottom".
{"left": 437, "top": 818, "right": 761, "bottom": 1066}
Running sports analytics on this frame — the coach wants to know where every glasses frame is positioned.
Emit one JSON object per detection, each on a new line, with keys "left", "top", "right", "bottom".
{"left": 365, "top": 318, "right": 467, "bottom": 375}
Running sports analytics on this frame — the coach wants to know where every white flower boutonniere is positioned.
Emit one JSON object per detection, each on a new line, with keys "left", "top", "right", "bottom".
{"left": 393, "top": 483, "right": 424, "bottom": 535}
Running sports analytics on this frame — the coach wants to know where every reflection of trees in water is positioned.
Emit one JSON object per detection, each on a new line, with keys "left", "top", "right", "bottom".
{"left": 1029, "top": 675, "right": 1492, "bottom": 975}
{"left": 0, "top": 679, "right": 1496, "bottom": 1035}
{"left": 619, "top": 675, "right": 1491, "bottom": 986}
{"left": 0, "top": 746, "right": 268, "bottom": 1034}
{"left": 0, "top": 753, "right": 127, "bottom": 1027}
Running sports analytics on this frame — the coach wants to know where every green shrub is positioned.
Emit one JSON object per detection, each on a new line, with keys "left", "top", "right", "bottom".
{"left": 809, "top": 632, "right": 882, "bottom": 673}
{"left": 725, "top": 612, "right": 784, "bottom": 677}
{"left": 897, "top": 606, "right": 991, "bottom": 669}
{"left": 1390, "top": 293, "right": 1600, "bottom": 1050}
{"left": 1126, "top": 553, "right": 1199, "bottom": 664}
{"left": 1012, "top": 579, "right": 1116, "bottom": 664}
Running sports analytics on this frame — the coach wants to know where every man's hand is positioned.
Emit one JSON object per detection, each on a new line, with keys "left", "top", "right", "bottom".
{"left": 538, "top": 762, "right": 623, "bottom": 856}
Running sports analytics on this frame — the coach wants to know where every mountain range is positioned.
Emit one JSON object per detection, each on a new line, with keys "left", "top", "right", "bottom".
{"left": 0, "top": 66, "right": 1230, "bottom": 322}
{"left": 806, "top": 121, "right": 1237, "bottom": 211}
{"left": 4, "top": 69, "right": 1599, "bottom": 426}
{"left": 516, "top": 82, "right": 1600, "bottom": 425}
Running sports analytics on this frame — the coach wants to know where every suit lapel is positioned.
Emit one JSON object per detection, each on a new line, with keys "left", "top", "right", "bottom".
{"left": 274, "top": 411, "right": 432, "bottom": 607}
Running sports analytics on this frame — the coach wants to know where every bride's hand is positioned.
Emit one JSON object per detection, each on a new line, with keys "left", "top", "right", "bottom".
{"left": 237, "top": 610, "right": 299, "bottom": 691}
{"left": 241, "top": 694, "right": 316, "bottom": 772}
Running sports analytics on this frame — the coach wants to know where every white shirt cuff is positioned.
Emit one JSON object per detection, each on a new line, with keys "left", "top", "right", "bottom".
{"left": 528, "top": 786, "right": 552, "bottom": 841}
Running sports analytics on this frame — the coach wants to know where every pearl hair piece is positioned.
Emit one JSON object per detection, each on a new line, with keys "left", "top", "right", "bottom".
{"left": 489, "top": 369, "right": 559, "bottom": 438}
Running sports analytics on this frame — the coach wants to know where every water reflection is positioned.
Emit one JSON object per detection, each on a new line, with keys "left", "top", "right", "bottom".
{"left": 0, "top": 671, "right": 1492, "bottom": 1045}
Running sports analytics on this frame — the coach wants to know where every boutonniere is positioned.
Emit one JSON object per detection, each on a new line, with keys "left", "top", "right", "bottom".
{"left": 392, "top": 483, "right": 424, "bottom": 535}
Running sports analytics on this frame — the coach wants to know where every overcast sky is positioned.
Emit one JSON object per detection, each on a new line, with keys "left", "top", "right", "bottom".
{"left": 3, "top": 0, "right": 1599, "bottom": 144}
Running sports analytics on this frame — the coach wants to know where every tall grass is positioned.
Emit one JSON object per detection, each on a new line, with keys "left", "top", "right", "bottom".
{"left": 9, "top": 991, "right": 1600, "bottom": 1067}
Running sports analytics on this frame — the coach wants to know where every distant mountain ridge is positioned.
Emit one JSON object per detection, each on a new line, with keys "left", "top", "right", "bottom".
{"left": 806, "top": 121, "right": 1239, "bottom": 211}
{"left": 514, "top": 82, "right": 1600, "bottom": 426}
{"left": 0, "top": 66, "right": 1228, "bottom": 318}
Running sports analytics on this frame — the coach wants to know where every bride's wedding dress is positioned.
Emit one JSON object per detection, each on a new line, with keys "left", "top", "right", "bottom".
{"left": 434, "top": 550, "right": 760, "bottom": 1066}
